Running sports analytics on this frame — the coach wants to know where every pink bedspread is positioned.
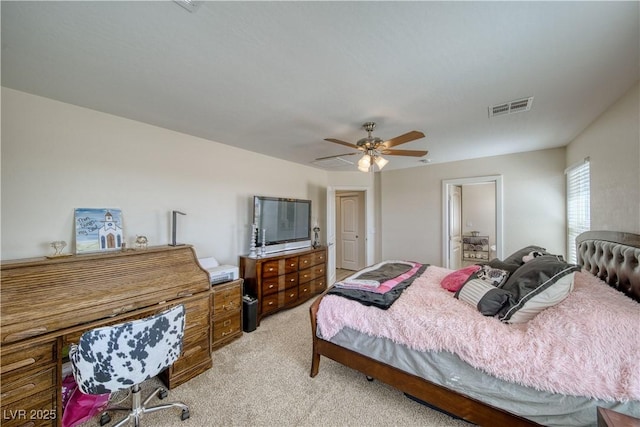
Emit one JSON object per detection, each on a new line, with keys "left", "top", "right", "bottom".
{"left": 316, "top": 266, "right": 640, "bottom": 402}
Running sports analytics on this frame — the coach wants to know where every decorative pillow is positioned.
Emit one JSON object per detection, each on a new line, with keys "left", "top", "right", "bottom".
{"left": 441, "top": 265, "right": 482, "bottom": 292}
{"left": 454, "top": 275, "right": 512, "bottom": 316}
{"left": 498, "top": 256, "right": 580, "bottom": 324}
{"left": 502, "top": 245, "right": 548, "bottom": 266}
{"left": 475, "top": 264, "right": 510, "bottom": 287}
{"left": 487, "top": 258, "right": 520, "bottom": 274}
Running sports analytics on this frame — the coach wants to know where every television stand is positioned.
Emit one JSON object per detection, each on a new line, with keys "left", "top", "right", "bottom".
{"left": 239, "top": 246, "right": 326, "bottom": 325}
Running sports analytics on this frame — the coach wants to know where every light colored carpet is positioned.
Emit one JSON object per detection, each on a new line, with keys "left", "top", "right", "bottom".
{"left": 79, "top": 298, "right": 470, "bottom": 427}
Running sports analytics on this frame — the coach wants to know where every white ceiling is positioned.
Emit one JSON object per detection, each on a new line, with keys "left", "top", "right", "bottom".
{"left": 2, "top": 1, "right": 638, "bottom": 171}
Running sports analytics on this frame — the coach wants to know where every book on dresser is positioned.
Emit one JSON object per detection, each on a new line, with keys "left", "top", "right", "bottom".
{"left": 239, "top": 246, "right": 327, "bottom": 325}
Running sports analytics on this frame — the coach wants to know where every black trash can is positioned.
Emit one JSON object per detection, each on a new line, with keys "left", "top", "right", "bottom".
{"left": 242, "top": 295, "right": 257, "bottom": 332}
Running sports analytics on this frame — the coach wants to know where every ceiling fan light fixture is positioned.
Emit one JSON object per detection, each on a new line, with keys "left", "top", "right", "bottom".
{"left": 374, "top": 155, "right": 388, "bottom": 170}
{"left": 358, "top": 154, "right": 371, "bottom": 172}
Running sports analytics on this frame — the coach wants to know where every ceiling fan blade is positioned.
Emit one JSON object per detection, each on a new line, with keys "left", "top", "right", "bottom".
{"left": 325, "top": 138, "right": 360, "bottom": 150}
{"left": 382, "top": 149, "right": 429, "bottom": 157}
{"left": 315, "top": 152, "right": 358, "bottom": 161}
{"left": 383, "top": 131, "right": 425, "bottom": 148}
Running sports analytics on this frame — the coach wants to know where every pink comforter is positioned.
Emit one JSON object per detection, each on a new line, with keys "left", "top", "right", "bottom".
{"left": 316, "top": 266, "right": 640, "bottom": 402}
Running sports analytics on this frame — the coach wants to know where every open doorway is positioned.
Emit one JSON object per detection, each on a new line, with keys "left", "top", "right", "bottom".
{"left": 326, "top": 186, "right": 373, "bottom": 285}
{"left": 442, "top": 176, "right": 503, "bottom": 269}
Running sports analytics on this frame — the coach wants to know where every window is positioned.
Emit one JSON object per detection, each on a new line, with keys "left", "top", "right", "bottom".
{"left": 566, "top": 158, "right": 590, "bottom": 263}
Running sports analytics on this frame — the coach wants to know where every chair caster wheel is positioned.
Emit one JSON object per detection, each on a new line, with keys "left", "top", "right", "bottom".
{"left": 181, "top": 409, "right": 190, "bottom": 421}
{"left": 158, "top": 389, "right": 168, "bottom": 400}
{"left": 99, "top": 412, "right": 111, "bottom": 426}
{"left": 366, "top": 376, "right": 374, "bottom": 382}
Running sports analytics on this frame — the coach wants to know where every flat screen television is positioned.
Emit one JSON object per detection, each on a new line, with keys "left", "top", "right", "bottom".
{"left": 253, "top": 196, "right": 311, "bottom": 254}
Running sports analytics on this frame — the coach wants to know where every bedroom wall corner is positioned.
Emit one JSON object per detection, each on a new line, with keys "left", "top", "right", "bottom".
{"left": 566, "top": 81, "right": 640, "bottom": 234}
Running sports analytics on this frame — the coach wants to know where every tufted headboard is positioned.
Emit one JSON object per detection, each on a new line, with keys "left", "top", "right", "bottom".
{"left": 576, "top": 231, "right": 640, "bottom": 302}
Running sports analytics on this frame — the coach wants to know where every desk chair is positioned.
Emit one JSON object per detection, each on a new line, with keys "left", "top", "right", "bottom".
{"left": 69, "top": 305, "right": 190, "bottom": 426}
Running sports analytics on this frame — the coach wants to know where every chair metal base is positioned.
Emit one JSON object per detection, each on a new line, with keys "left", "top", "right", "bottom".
{"left": 99, "top": 384, "right": 189, "bottom": 427}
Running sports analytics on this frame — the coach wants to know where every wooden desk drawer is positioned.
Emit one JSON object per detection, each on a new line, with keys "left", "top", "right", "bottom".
{"left": 1, "top": 340, "right": 56, "bottom": 376}
{"left": 1, "top": 388, "right": 57, "bottom": 427}
{"left": 172, "top": 335, "right": 210, "bottom": 374}
{"left": 212, "top": 284, "right": 241, "bottom": 315}
{"left": 1, "top": 366, "right": 56, "bottom": 406}
{"left": 212, "top": 313, "right": 241, "bottom": 342}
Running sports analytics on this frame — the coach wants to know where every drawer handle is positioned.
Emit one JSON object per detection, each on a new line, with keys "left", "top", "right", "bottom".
{"left": 183, "top": 346, "right": 202, "bottom": 357}
{"left": 221, "top": 329, "right": 233, "bottom": 337}
{"left": 290, "top": 263, "right": 295, "bottom": 267}
{"left": 223, "top": 319, "right": 231, "bottom": 327}
{"left": 177, "top": 291, "right": 193, "bottom": 297}
{"left": 112, "top": 305, "right": 135, "bottom": 315}
{"left": 268, "top": 284, "right": 275, "bottom": 289}
{"left": 1, "top": 382, "right": 35, "bottom": 400}
{"left": 0, "top": 357, "right": 36, "bottom": 374}
{"left": 302, "top": 288, "right": 308, "bottom": 293}
{"left": 5, "top": 327, "right": 48, "bottom": 341}
{"left": 268, "top": 267, "right": 274, "bottom": 271}
{"left": 223, "top": 302, "right": 235, "bottom": 310}
{"left": 289, "top": 293, "right": 295, "bottom": 298}
{"left": 303, "top": 260, "right": 308, "bottom": 264}
{"left": 290, "top": 278, "right": 295, "bottom": 282}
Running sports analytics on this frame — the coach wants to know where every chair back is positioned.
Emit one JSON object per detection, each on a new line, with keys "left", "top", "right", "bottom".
{"left": 70, "top": 304, "right": 185, "bottom": 395}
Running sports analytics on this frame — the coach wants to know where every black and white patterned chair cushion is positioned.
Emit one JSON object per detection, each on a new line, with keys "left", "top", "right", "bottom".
{"left": 69, "top": 305, "right": 185, "bottom": 395}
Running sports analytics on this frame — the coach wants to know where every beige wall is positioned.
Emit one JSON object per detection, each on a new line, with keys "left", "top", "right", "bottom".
{"left": 380, "top": 148, "right": 567, "bottom": 266}
{"left": 566, "top": 81, "right": 640, "bottom": 233}
{"left": 1, "top": 88, "right": 328, "bottom": 262}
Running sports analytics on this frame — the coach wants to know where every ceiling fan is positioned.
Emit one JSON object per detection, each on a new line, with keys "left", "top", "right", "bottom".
{"left": 317, "top": 122, "right": 428, "bottom": 172}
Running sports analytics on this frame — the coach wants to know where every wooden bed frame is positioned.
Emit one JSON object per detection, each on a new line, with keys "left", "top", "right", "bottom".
{"left": 309, "top": 231, "right": 640, "bottom": 426}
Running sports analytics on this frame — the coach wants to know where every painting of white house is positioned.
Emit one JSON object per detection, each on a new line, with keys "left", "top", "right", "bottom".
{"left": 75, "top": 208, "right": 124, "bottom": 253}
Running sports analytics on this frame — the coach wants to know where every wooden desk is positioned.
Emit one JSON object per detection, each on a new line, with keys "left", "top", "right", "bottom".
{"left": 0, "top": 246, "right": 212, "bottom": 427}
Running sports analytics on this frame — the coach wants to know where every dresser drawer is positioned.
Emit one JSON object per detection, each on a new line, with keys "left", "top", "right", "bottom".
{"left": 283, "top": 257, "right": 299, "bottom": 273}
{"left": 1, "top": 388, "right": 58, "bottom": 427}
{"left": 261, "top": 273, "right": 298, "bottom": 296}
{"left": 262, "top": 288, "right": 299, "bottom": 315}
{"left": 212, "top": 313, "right": 242, "bottom": 343}
{"left": 299, "top": 264, "right": 325, "bottom": 284}
{"left": 261, "top": 260, "right": 281, "bottom": 278}
{"left": 1, "top": 340, "right": 56, "bottom": 376}
{"left": 298, "top": 254, "right": 314, "bottom": 269}
{"left": 1, "top": 366, "right": 56, "bottom": 406}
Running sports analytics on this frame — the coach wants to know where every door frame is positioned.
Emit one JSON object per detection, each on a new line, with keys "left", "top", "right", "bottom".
{"left": 441, "top": 175, "right": 503, "bottom": 268}
{"left": 326, "top": 186, "right": 373, "bottom": 285}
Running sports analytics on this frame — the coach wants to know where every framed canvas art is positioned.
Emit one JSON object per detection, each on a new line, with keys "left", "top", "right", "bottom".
{"left": 75, "top": 208, "right": 124, "bottom": 253}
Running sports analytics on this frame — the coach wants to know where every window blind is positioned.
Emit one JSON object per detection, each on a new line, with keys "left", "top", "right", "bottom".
{"left": 566, "top": 158, "right": 590, "bottom": 263}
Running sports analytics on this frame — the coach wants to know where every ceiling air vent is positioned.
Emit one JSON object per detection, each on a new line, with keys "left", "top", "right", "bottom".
{"left": 489, "top": 96, "right": 534, "bottom": 118}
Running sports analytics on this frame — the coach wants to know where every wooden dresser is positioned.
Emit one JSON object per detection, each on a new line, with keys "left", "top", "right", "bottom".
{"left": 211, "top": 279, "right": 243, "bottom": 350}
{"left": 0, "top": 246, "right": 212, "bottom": 427}
{"left": 239, "top": 246, "right": 326, "bottom": 325}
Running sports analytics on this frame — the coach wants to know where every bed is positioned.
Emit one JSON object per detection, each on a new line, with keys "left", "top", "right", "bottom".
{"left": 309, "top": 231, "right": 640, "bottom": 426}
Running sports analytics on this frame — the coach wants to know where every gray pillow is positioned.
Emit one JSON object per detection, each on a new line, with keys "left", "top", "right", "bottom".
{"left": 454, "top": 266, "right": 512, "bottom": 316}
{"left": 498, "top": 255, "right": 580, "bottom": 324}
{"left": 502, "top": 245, "right": 548, "bottom": 266}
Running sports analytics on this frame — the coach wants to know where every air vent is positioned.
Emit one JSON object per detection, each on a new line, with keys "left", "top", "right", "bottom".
{"left": 489, "top": 97, "right": 534, "bottom": 118}
{"left": 312, "top": 157, "right": 354, "bottom": 169}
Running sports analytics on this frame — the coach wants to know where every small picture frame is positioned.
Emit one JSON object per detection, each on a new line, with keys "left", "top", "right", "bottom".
{"left": 74, "top": 208, "right": 124, "bottom": 254}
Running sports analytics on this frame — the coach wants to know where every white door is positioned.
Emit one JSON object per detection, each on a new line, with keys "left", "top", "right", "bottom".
{"left": 338, "top": 195, "right": 360, "bottom": 271}
{"left": 448, "top": 185, "right": 462, "bottom": 269}
{"left": 326, "top": 186, "right": 336, "bottom": 285}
